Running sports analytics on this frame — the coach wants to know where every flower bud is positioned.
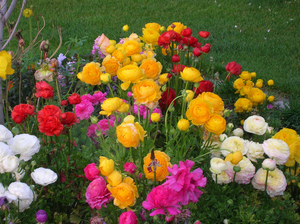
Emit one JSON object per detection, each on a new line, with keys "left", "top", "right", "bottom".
{"left": 219, "top": 134, "right": 227, "bottom": 142}
{"left": 185, "top": 90, "right": 194, "bottom": 102}
{"left": 227, "top": 123, "right": 234, "bottom": 129}
{"left": 151, "top": 113, "right": 161, "bottom": 123}
{"left": 233, "top": 165, "right": 241, "bottom": 172}
{"left": 225, "top": 151, "right": 243, "bottom": 165}
{"left": 172, "top": 54, "right": 180, "bottom": 63}
{"left": 19, "top": 39, "right": 25, "bottom": 47}
{"left": 232, "top": 128, "right": 244, "bottom": 137}
{"left": 36, "top": 210, "right": 48, "bottom": 223}
{"left": 106, "top": 44, "right": 116, "bottom": 54}
{"left": 177, "top": 119, "right": 190, "bottom": 131}
{"left": 262, "top": 158, "right": 276, "bottom": 171}
{"left": 267, "top": 79, "right": 274, "bottom": 86}
{"left": 122, "top": 24, "right": 129, "bottom": 32}
{"left": 90, "top": 116, "right": 98, "bottom": 124}
{"left": 267, "top": 95, "right": 274, "bottom": 102}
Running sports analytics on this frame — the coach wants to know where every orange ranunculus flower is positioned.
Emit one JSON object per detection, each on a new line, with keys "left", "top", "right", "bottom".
{"left": 77, "top": 62, "right": 105, "bottom": 85}
{"left": 239, "top": 71, "right": 252, "bottom": 81}
{"left": 247, "top": 88, "right": 266, "bottom": 105}
{"left": 197, "top": 92, "right": 224, "bottom": 115}
{"left": 102, "top": 55, "right": 121, "bottom": 76}
{"left": 158, "top": 73, "right": 169, "bottom": 85}
{"left": 123, "top": 40, "right": 142, "bottom": 56}
{"left": 145, "top": 22, "right": 161, "bottom": 32}
{"left": 99, "top": 156, "right": 114, "bottom": 176}
{"left": 132, "top": 79, "right": 161, "bottom": 109}
{"left": 273, "top": 128, "right": 298, "bottom": 142}
{"left": 234, "top": 98, "right": 253, "bottom": 113}
{"left": 186, "top": 97, "right": 212, "bottom": 125}
{"left": 99, "top": 97, "right": 129, "bottom": 116}
{"left": 177, "top": 118, "right": 190, "bottom": 131}
{"left": 107, "top": 170, "right": 122, "bottom": 186}
{"left": 117, "top": 64, "right": 144, "bottom": 90}
{"left": 112, "top": 49, "right": 126, "bottom": 63}
{"left": 141, "top": 28, "right": 160, "bottom": 46}
{"left": 107, "top": 177, "right": 139, "bottom": 209}
{"left": 225, "top": 151, "right": 243, "bottom": 165}
{"left": 143, "top": 150, "right": 172, "bottom": 181}
{"left": 116, "top": 115, "right": 146, "bottom": 148}
{"left": 167, "top": 22, "right": 187, "bottom": 34}
{"left": 180, "top": 67, "right": 203, "bottom": 83}
{"left": 284, "top": 137, "right": 300, "bottom": 167}
{"left": 140, "top": 58, "right": 162, "bottom": 80}
{"left": 131, "top": 54, "right": 143, "bottom": 62}
{"left": 0, "top": 51, "right": 15, "bottom": 80}
{"left": 205, "top": 114, "right": 226, "bottom": 135}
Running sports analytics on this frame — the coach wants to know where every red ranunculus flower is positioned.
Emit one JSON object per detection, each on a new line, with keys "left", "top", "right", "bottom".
{"left": 37, "top": 105, "right": 63, "bottom": 136}
{"left": 181, "top": 36, "right": 198, "bottom": 47}
{"left": 225, "top": 61, "right": 242, "bottom": 75}
{"left": 11, "top": 104, "right": 35, "bottom": 124}
{"left": 61, "top": 112, "right": 79, "bottom": 127}
{"left": 68, "top": 93, "right": 81, "bottom": 105}
{"left": 193, "top": 47, "right": 202, "bottom": 57}
{"left": 159, "top": 87, "right": 176, "bottom": 111}
{"left": 201, "top": 43, "right": 211, "bottom": 53}
{"left": 171, "top": 64, "right": 186, "bottom": 75}
{"left": 60, "top": 100, "right": 68, "bottom": 106}
{"left": 199, "top": 31, "right": 210, "bottom": 38}
{"left": 35, "top": 81, "right": 54, "bottom": 99}
{"left": 158, "top": 30, "right": 182, "bottom": 48}
{"left": 194, "top": 80, "right": 214, "bottom": 96}
{"left": 172, "top": 54, "right": 180, "bottom": 63}
{"left": 181, "top": 28, "right": 192, "bottom": 37}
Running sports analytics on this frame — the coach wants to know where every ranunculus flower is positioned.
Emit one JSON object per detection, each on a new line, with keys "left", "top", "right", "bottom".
{"left": 243, "top": 115, "right": 268, "bottom": 135}
{"left": 186, "top": 97, "right": 211, "bottom": 125}
{"left": 262, "top": 139, "right": 290, "bottom": 165}
{"left": 31, "top": 167, "right": 57, "bottom": 186}
{"left": 180, "top": 67, "right": 203, "bottom": 83}
{"left": 94, "top": 34, "right": 111, "bottom": 56}
{"left": 212, "top": 171, "right": 232, "bottom": 184}
{"left": 74, "top": 100, "right": 95, "bottom": 120}
{"left": 123, "top": 40, "right": 141, "bottom": 56}
{"left": 84, "top": 163, "right": 100, "bottom": 181}
{"left": 11, "top": 104, "right": 35, "bottom": 124}
{"left": 247, "top": 88, "right": 266, "bottom": 105}
{"left": 107, "top": 177, "right": 139, "bottom": 209}
{"left": 225, "top": 61, "right": 242, "bottom": 75}
{"left": 0, "top": 155, "right": 19, "bottom": 173}
{"left": 8, "top": 134, "right": 40, "bottom": 161}
{"left": 262, "top": 158, "right": 276, "bottom": 171}
{"left": 252, "top": 168, "right": 287, "bottom": 197}
{"left": 245, "top": 141, "right": 264, "bottom": 162}
{"left": 0, "top": 125, "right": 13, "bottom": 143}
{"left": 199, "top": 31, "right": 210, "bottom": 38}
{"left": 124, "top": 162, "right": 137, "bottom": 174}
{"left": 100, "top": 97, "right": 129, "bottom": 116}
{"left": 7, "top": 182, "right": 33, "bottom": 212}
{"left": 167, "top": 22, "right": 187, "bottom": 34}
{"left": 225, "top": 151, "right": 243, "bottom": 165}
{"left": 107, "top": 170, "right": 122, "bottom": 186}
{"left": 239, "top": 71, "right": 252, "bottom": 80}
{"left": 172, "top": 64, "right": 186, "bottom": 75}
{"left": 102, "top": 55, "right": 121, "bottom": 76}
{"left": 205, "top": 114, "right": 226, "bottom": 135}
{"left": 143, "top": 150, "right": 172, "bottom": 181}
{"left": 210, "top": 158, "right": 227, "bottom": 174}
{"left": 68, "top": 93, "right": 81, "bottom": 105}
{"left": 221, "top": 136, "right": 247, "bottom": 157}
{"left": 37, "top": 105, "right": 63, "bottom": 136}
{"left": 0, "top": 50, "right": 15, "bottom": 80}
{"left": 234, "top": 98, "right": 253, "bottom": 113}
{"left": 193, "top": 47, "right": 202, "bottom": 57}
{"left": 194, "top": 80, "right": 214, "bottom": 96}
{"left": 158, "top": 30, "right": 182, "bottom": 48}
{"left": 141, "top": 28, "right": 160, "bottom": 45}
{"left": 197, "top": 92, "right": 224, "bottom": 115}
{"left": 86, "top": 177, "right": 112, "bottom": 209}
{"left": 99, "top": 156, "right": 114, "bottom": 176}
{"left": 159, "top": 87, "right": 176, "bottom": 111}
{"left": 177, "top": 118, "right": 190, "bottom": 131}
{"left": 172, "top": 54, "right": 180, "bottom": 63}
{"left": 181, "top": 27, "right": 192, "bottom": 37}
{"left": 181, "top": 36, "right": 198, "bottom": 47}
{"left": 201, "top": 43, "right": 211, "bottom": 53}
{"left": 35, "top": 81, "right": 54, "bottom": 99}
{"left": 140, "top": 58, "right": 162, "bottom": 80}
{"left": 233, "top": 128, "right": 244, "bottom": 137}
{"left": 145, "top": 22, "right": 161, "bottom": 32}
{"left": 77, "top": 62, "right": 105, "bottom": 85}
{"left": 61, "top": 112, "right": 79, "bottom": 126}
{"left": 119, "top": 210, "right": 138, "bottom": 224}
{"left": 117, "top": 64, "right": 144, "bottom": 90}
{"left": 132, "top": 79, "right": 162, "bottom": 109}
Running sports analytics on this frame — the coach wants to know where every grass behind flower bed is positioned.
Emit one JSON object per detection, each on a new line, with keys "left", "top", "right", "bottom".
{"left": 9, "top": 0, "right": 300, "bottom": 97}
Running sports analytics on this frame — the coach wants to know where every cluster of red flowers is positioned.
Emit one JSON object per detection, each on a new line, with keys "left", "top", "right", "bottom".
{"left": 11, "top": 104, "right": 35, "bottom": 124}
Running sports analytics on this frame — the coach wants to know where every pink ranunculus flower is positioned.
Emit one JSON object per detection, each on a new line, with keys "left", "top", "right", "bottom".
{"left": 142, "top": 185, "right": 181, "bottom": 216}
{"left": 74, "top": 100, "right": 94, "bottom": 120}
{"left": 85, "top": 177, "right": 111, "bottom": 209}
{"left": 84, "top": 163, "right": 100, "bottom": 181}
{"left": 163, "top": 159, "right": 207, "bottom": 205}
{"left": 119, "top": 210, "right": 138, "bottom": 224}
{"left": 124, "top": 162, "right": 137, "bottom": 174}
{"left": 93, "top": 91, "right": 107, "bottom": 104}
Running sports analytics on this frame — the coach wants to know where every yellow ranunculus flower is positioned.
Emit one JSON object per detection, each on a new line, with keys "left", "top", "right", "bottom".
{"left": 106, "top": 44, "right": 116, "bottom": 54}
{"left": 247, "top": 88, "right": 266, "bottom": 105}
{"left": 0, "top": 51, "right": 15, "bottom": 80}
{"left": 185, "top": 90, "right": 194, "bottom": 102}
{"left": 239, "top": 71, "right": 252, "bottom": 80}
{"left": 141, "top": 28, "right": 160, "bottom": 45}
{"left": 109, "top": 40, "right": 117, "bottom": 45}
{"left": 180, "top": 67, "right": 203, "bottom": 83}
{"left": 102, "top": 55, "right": 120, "bottom": 76}
{"left": 122, "top": 24, "right": 129, "bottom": 32}
{"left": 100, "top": 97, "right": 129, "bottom": 116}
{"left": 268, "top": 95, "right": 275, "bottom": 102}
{"left": 131, "top": 54, "right": 143, "bottom": 62}
{"left": 158, "top": 73, "right": 169, "bottom": 85}
{"left": 116, "top": 115, "right": 146, "bottom": 148}
{"left": 150, "top": 113, "right": 160, "bottom": 123}
{"left": 143, "top": 150, "right": 172, "bottom": 181}
{"left": 117, "top": 64, "right": 144, "bottom": 90}
{"left": 107, "top": 170, "right": 122, "bottom": 186}
{"left": 285, "top": 137, "right": 300, "bottom": 167}
{"left": 132, "top": 79, "right": 161, "bottom": 109}
{"left": 23, "top": 8, "right": 34, "bottom": 18}
{"left": 177, "top": 119, "right": 190, "bottom": 131}
{"left": 233, "top": 78, "right": 245, "bottom": 92}
{"left": 145, "top": 22, "right": 161, "bottom": 32}
{"left": 267, "top": 79, "right": 274, "bottom": 86}
{"left": 197, "top": 92, "right": 224, "bottom": 115}
{"left": 225, "top": 151, "right": 243, "bottom": 165}
{"left": 77, "top": 62, "right": 105, "bottom": 85}
{"left": 112, "top": 49, "right": 126, "bottom": 63}
{"left": 140, "top": 58, "right": 162, "bottom": 80}
{"left": 186, "top": 98, "right": 212, "bottom": 125}
{"left": 123, "top": 40, "right": 142, "bottom": 56}
{"left": 167, "top": 22, "right": 187, "bottom": 34}
{"left": 205, "top": 114, "right": 226, "bottom": 135}
{"left": 234, "top": 98, "right": 253, "bottom": 113}
{"left": 100, "top": 73, "right": 111, "bottom": 83}
{"left": 251, "top": 72, "right": 256, "bottom": 78}
{"left": 256, "top": 79, "right": 263, "bottom": 88}
{"left": 107, "top": 177, "right": 139, "bottom": 209}
{"left": 99, "top": 156, "right": 114, "bottom": 176}
{"left": 273, "top": 128, "right": 298, "bottom": 142}
{"left": 240, "top": 80, "right": 254, "bottom": 96}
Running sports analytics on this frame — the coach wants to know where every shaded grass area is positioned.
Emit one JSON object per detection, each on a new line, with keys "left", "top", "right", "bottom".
{"left": 7, "top": 0, "right": 300, "bottom": 97}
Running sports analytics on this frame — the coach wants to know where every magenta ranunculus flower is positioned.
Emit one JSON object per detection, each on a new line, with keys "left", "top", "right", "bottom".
{"left": 84, "top": 163, "right": 100, "bottom": 181}
{"left": 124, "top": 162, "right": 137, "bottom": 174}
{"left": 74, "top": 100, "right": 94, "bottom": 120}
{"left": 119, "top": 210, "right": 138, "bottom": 224}
{"left": 93, "top": 91, "right": 107, "bottom": 104}
{"left": 85, "top": 177, "right": 111, "bottom": 210}
{"left": 163, "top": 159, "right": 207, "bottom": 205}
{"left": 142, "top": 185, "right": 181, "bottom": 216}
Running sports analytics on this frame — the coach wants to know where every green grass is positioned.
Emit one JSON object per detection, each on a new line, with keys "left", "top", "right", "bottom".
{"left": 6, "top": 0, "right": 300, "bottom": 97}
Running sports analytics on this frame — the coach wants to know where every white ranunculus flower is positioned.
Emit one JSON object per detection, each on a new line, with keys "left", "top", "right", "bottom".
{"left": 31, "top": 167, "right": 58, "bottom": 186}
{"left": 0, "top": 155, "right": 19, "bottom": 173}
{"left": 212, "top": 171, "right": 232, "bottom": 184}
{"left": 262, "top": 158, "right": 276, "bottom": 171}
{"left": 232, "top": 128, "right": 244, "bottom": 137}
{"left": 219, "top": 133, "right": 228, "bottom": 142}
{"left": 262, "top": 139, "right": 290, "bottom": 165}
{"left": 0, "top": 125, "right": 13, "bottom": 143}
{"left": 8, "top": 134, "right": 40, "bottom": 161}
{"left": 245, "top": 141, "right": 264, "bottom": 162}
{"left": 210, "top": 158, "right": 227, "bottom": 174}
{"left": 221, "top": 136, "right": 247, "bottom": 156}
{"left": 0, "top": 142, "right": 14, "bottom": 160}
{"left": 7, "top": 182, "right": 33, "bottom": 212}
{"left": 243, "top": 115, "right": 268, "bottom": 135}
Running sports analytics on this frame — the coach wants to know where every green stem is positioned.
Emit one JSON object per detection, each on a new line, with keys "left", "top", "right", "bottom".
{"left": 264, "top": 169, "right": 270, "bottom": 192}
{"left": 55, "top": 74, "right": 62, "bottom": 102}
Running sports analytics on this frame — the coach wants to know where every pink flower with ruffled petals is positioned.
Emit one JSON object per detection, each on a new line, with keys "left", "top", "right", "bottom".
{"left": 119, "top": 210, "right": 138, "bottom": 224}
{"left": 142, "top": 185, "right": 181, "bottom": 216}
{"left": 93, "top": 91, "right": 107, "bottom": 104}
{"left": 75, "top": 100, "right": 94, "bottom": 120}
{"left": 163, "top": 159, "right": 207, "bottom": 205}
{"left": 85, "top": 177, "right": 111, "bottom": 210}
{"left": 124, "top": 162, "right": 137, "bottom": 174}
{"left": 84, "top": 163, "right": 100, "bottom": 181}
